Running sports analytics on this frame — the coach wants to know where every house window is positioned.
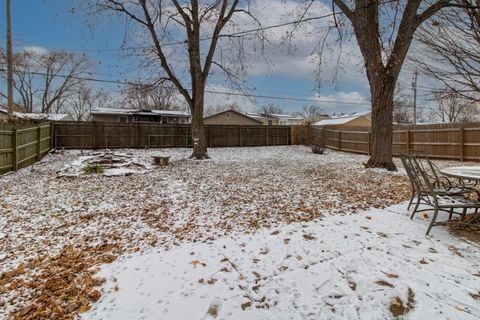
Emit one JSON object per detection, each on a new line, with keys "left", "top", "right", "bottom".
{"left": 118, "top": 116, "right": 129, "bottom": 123}
{"left": 226, "top": 112, "right": 231, "bottom": 118}
{"left": 268, "top": 120, "right": 272, "bottom": 125}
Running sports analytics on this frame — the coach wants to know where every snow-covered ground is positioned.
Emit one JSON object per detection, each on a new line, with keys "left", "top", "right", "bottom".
{"left": 84, "top": 203, "right": 480, "bottom": 320}
{"left": 0, "top": 146, "right": 478, "bottom": 319}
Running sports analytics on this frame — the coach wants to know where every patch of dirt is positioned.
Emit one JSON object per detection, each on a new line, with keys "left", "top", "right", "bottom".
{"left": 389, "top": 287, "right": 415, "bottom": 317}
{"left": 2, "top": 244, "right": 123, "bottom": 320}
{"left": 447, "top": 215, "right": 480, "bottom": 243}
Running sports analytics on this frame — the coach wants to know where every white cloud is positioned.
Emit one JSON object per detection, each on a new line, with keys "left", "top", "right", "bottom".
{"left": 219, "top": 0, "right": 367, "bottom": 87}
{"left": 309, "top": 91, "right": 371, "bottom": 114}
{"left": 170, "top": 84, "right": 258, "bottom": 113}
{"left": 21, "top": 46, "right": 49, "bottom": 56}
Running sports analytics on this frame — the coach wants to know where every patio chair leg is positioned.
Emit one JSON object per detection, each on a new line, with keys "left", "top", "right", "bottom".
{"left": 461, "top": 208, "right": 467, "bottom": 220}
{"left": 426, "top": 208, "right": 439, "bottom": 235}
{"left": 411, "top": 196, "right": 421, "bottom": 220}
{"left": 407, "top": 192, "right": 415, "bottom": 210}
{"left": 448, "top": 208, "right": 453, "bottom": 221}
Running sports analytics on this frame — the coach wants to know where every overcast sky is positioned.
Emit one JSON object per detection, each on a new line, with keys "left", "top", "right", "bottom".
{"left": 1, "top": 0, "right": 433, "bottom": 115}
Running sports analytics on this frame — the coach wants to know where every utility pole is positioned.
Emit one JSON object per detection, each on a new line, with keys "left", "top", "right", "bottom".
{"left": 6, "top": 0, "right": 14, "bottom": 115}
{"left": 412, "top": 70, "right": 418, "bottom": 125}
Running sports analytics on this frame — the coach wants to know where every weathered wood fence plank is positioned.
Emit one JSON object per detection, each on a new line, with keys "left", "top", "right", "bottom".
{"left": 311, "top": 124, "right": 480, "bottom": 161}
{"left": 0, "top": 122, "right": 52, "bottom": 174}
{"left": 54, "top": 122, "right": 292, "bottom": 150}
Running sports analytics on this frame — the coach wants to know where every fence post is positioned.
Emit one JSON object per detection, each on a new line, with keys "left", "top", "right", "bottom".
{"left": 459, "top": 127, "right": 464, "bottom": 161}
{"left": 239, "top": 127, "right": 243, "bottom": 147}
{"left": 50, "top": 123, "right": 54, "bottom": 150}
{"left": 92, "top": 122, "right": 97, "bottom": 149}
{"left": 322, "top": 128, "right": 325, "bottom": 147}
{"left": 36, "top": 126, "right": 42, "bottom": 160}
{"left": 338, "top": 130, "right": 342, "bottom": 151}
{"left": 12, "top": 128, "right": 18, "bottom": 171}
{"left": 266, "top": 127, "right": 269, "bottom": 146}
{"left": 208, "top": 126, "right": 212, "bottom": 147}
{"left": 406, "top": 129, "right": 410, "bottom": 152}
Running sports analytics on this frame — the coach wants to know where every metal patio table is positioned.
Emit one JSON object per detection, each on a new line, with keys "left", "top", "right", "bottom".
{"left": 439, "top": 166, "right": 480, "bottom": 223}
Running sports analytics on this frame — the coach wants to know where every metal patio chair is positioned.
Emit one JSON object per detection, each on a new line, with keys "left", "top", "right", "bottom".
{"left": 401, "top": 150, "right": 474, "bottom": 214}
{"left": 401, "top": 153, "right": 480, "bottom": 235}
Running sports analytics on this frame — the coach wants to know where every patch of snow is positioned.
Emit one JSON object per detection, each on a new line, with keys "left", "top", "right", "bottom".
{"left": 83, "top": 202, "right": 480, "bottom": 320}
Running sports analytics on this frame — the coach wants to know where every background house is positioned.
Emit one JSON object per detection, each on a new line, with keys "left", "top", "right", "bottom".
{"left": 245, "top": 113, "right": 269, "bottom": 125}
{"left": 91, "top": 108, "right": 191, "bottom": 124}
{"left": 244, "top": 112, "right": 305, "bottom": 125}
{"left": 313, "top": 112, "right": 371, "bottom": 128}
{"left": 267, "top": 114, "right": 305, "bottom": 125}
{"left": 0, "top": 107, "right": 73, "bottom": 121}
{"left": 204, "top": 110, "right": 263, "bottom": 125}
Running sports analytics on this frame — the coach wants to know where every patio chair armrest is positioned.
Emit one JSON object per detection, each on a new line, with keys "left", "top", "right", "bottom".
{"left": 435, "top": 176, "right": 479, "bottom": 194}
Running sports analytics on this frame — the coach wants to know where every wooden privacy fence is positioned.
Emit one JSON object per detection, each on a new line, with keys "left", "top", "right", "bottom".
{"left": 0, "top": 122, "right": 53, "bottom": 174}
{"left": 53, "top": 122, "right": 292, "bottom": 149}
{"left": 311, "top": 125, "right": 480, "bottom": 161}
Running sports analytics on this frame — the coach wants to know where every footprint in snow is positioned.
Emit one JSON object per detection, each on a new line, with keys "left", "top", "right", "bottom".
{"left": 199, "top": 298, "right": 222, "bottom": 319}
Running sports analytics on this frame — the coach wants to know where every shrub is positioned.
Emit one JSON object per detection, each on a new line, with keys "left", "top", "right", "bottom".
{"left": 83, "top": 164, "right": 105, "bottom": 174}
{"left": 311, "top": 144, "right": 325, "bottom": 154}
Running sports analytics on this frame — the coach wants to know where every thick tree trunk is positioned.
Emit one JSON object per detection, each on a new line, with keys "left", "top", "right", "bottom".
{"left": 190, "top": 93, "right": 209, "bottom": 159}
{"left": 365, "top": 76, "right": 397, "bottom": 171}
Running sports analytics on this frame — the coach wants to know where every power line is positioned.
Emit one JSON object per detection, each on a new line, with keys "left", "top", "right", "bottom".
{"left": 16, "top": 0, "right": 400, "bottom": 53}
{"left": 0, "top": 68, "right": 371, "bottom": 106}
{"left": 16, "top": 12, "right": 337, "bottom": 53}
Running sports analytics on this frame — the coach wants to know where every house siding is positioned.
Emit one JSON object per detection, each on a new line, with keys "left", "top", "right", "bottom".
{"left": 204, "top": 111, "right": 261, "bottom": 125}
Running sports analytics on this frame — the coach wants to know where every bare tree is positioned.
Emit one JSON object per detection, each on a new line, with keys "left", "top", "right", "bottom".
{"left": 331, "top": 0, "right": 474, "bottom": 170}
{"left": 38, "top": 51, "right": 92, "bottom": 113}
{"left": 82, "top": 0, "right": 260, "bottom": 159}
{"left": 393, "top": 100, "right": 413, "bottom": 124}
{"left": 1, "top": 50, "right": 39, "bottom": 112}
{"left": 122, "top": 81, "right": 177, "bottom": 110}
{"left": 258, "top": 103, "right": 284, "bottom": 116}
{"left": 411, "top": 1, "right": 480, "bottom": 101}
{"left": 301, "top": 104, "right": 323, "bottom": 117}
{"left": 66, "top": 85, "right": 108, "bottom": 121}
{"left": 205, "top": 102, "right": 243, "bottom": 116}
{"left": 433, "top": 91, "right": 479, "bottom": 123}
{"left": 6, "top": 0, "right": 13, "bottom": 114}
{"left": 1, "top": 49, "right": 92, "bottom": 113}
{"left": 393, "top": 84, "right": 412, "bottom": 124}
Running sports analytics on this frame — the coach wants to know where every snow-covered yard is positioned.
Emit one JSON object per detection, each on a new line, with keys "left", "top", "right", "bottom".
{"left": 0, "top": 146, "right": 479, "bottom": 319}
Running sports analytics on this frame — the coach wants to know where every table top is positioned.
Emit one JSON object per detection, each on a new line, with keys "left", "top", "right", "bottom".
{"left": 439, "top": 166, "right": 480, "bottom": 181}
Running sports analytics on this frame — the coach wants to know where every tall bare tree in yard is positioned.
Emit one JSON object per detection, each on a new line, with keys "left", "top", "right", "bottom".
{"left": 85, "top": 0, "right": 258, "bottom": 159}
{"left": 411, "top": 1, "right": 480, "bottom": 101}
{"left": 332, "top": 0, "right": 474, "bottom": 170}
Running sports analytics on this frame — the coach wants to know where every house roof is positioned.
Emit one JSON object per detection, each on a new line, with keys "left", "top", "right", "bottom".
{"left": 268, "top": 113, "right": 304, "bottom": 120}
{"left": 0, "top": 108, "right": 72, "bottom": 121}
{"left": 313, "top": 112, "right": 371, "bottom": 126}
{"left": 204, "top": 109, "right": 263, "bottom": 124}
{"left": 91, "top": 108, "right": 190, "bottom": 117}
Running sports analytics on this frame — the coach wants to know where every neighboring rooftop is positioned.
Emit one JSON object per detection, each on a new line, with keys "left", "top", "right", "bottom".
{"left": 267, "top": 113, "right": 304, "bottom": 120}
{"left": 314, "top": 112, "right": 371, "bottom": 127}
{"left": 0, "top": 108, "right": 73, "bottom": 121}
{"left": 91, "top": 108, "right": 190, "bottom": 117}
